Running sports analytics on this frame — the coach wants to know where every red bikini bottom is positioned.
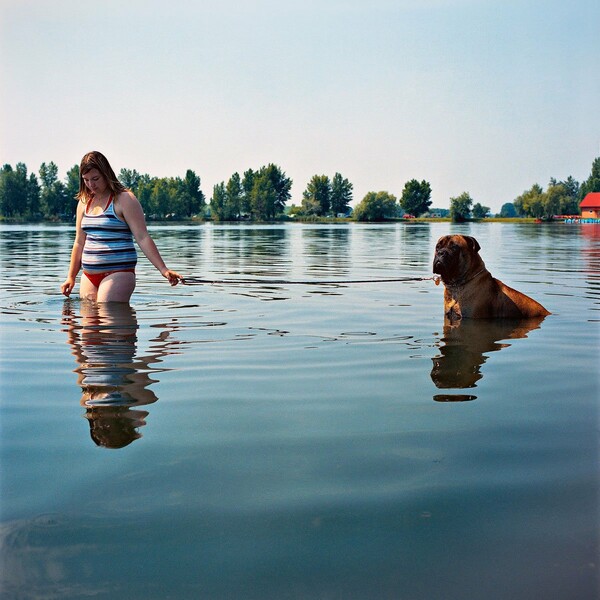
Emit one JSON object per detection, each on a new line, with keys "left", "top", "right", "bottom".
{"left": 83, "top": 270, "right": 135, "bottom": 288}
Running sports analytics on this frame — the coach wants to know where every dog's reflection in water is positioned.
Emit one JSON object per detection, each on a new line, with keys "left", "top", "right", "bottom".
{"left": 63, "top": 301, "right": 179, "bottom": 448}
{"left": 431, "top": 317, "right": 546, "bottom": 402}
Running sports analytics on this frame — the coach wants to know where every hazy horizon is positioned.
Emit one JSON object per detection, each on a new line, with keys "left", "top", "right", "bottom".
{"left": 2, "top": 0, "right": 599, "bottom": 212}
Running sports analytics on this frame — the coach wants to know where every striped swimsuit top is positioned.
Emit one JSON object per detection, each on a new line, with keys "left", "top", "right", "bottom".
{"left": 81, "top": 197, "right": 138, "bottom": 274}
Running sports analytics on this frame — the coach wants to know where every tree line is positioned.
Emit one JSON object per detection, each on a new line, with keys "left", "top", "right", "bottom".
{"left": 0, "top": 162, "right": 207, "bottom": 221}
{"left": 498, "top": 159, "right": 600, "bottom": 219}
{"left": 210, "top": 165, "right": 292, "bottom": 221}
{"left": 443, "top": 156, "right": 599, "bottom": 222}
{"left": 1, "top": 156, "right": 598, "bottom": 222}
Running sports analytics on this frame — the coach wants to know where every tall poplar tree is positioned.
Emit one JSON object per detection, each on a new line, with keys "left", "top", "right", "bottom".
{"left": 262, "top": 164, "right": 292, "bottom": 218}
{"left": 39, "top": 161, "right": 67, "bottom": 219}
{"left": 0, "top": 165, "right": 23, "bottom": 217}
{"left": 225, "top": 172, "right": 242, "bottom": 220}
{"left": 241, "top": 169, "right": 255, "bottom": 216}
{"left": 179, "top": 170, "right": 205, "bottom": 217}
{"left": 331, "top": 172, "right": 353, "bottom": 216}
{"left": 210, "top": 182, "right": 226, "bottom": 221}
{"left": 26, "top": 171, "right": 41, "bottom": 218}
{"left": 302, "top": 175, "right": 331, "bottom": 216}
{"left": 64, "top": 165, "right": 80, "bottom": 219}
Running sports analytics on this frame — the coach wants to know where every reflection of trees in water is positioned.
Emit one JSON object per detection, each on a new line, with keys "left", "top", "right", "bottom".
{"left": 156, "top": 227, "right": 207, "bottom": 265}
{"left": 210, "top": 227, "right": 292, "bottom": 277}
{"left": 398, "top": 225, "right": 432, "bottom": 270}
{"left": 302, "top": 227, "right": 351, "bottom": 276}
{"left": 1, "top": 229, "right": 73, "bottom": 289}
{"left": 63, "top": 301, "right": 180, "bottom": 448}
{"left": 431, "top": 317, "right": 546, "bottom": 402}
{"left": 351, "top": 225, "right": 432, "bottom": 275}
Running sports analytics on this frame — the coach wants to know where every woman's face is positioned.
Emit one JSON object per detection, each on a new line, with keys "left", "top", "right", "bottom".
{"left": 82, "top": 168, "right": 108, "bottom": 197}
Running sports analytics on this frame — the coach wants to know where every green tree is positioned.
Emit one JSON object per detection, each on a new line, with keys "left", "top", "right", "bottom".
{"left": 299, "top": 195, "right": 321, "bottom": 217}
{"left": 249, "top": 171, "right": 277, "bottom": 220}
{"left": 39, "top": 161, "right": 67, "bottom": 219}
{"left": 543, "top": 184, "right": 564, "bottom": 218}
{"left": 302, "top": 175, "right": 331, "bottom": 216}
{"left": 27, "top": 172, "right": 41, "bottom": 218}
{"left": 561, "top": 175, "right": 580, "bottom": 201}
{"left": 353, "top": 191, "right": 398, "bottom": 222}
{"left": 241, "top": 165, "right": 291, "bottom": 220}
{"left": 0, "top": 164, "right": 24, "bottom": 217}
{"left": 262, "top": 164, "right": 292, "bottom": 218}
{"left": 5, "top": 162, "right": 42, "bottom": 219}
{"left": 119, "top": 168, "right": 142, "bottom": 190}
{"left": 210, "top": 182, "right": 227, "bottom": 221}
{"left": 178, "top": 169, "right": 205, "bottom": 217}
{"left": 331, "top": 173, "right": 353, "bottom": 216}
{"left": 545, "top": 178, "right": 579, "bottom": 216}
{"left": 149, "top": 179, "right": 174, "bottom": 218}
{"left": 64, "top": 165, "right": 80, "bottom": 219}
{"left": 400, "top": 179, "right": 432, "bottom": 216}
{"left": 514, "top": 184, "right": 544, "bottom": 218}
{"left": 500, "top": 202, "right": 517, "bottom": 218}
{"left": 241, "top": 169, "right": 255, "bottom": 216}
{"left": 287, "top": 203, "right": 302, "bottom": 217}
{"left": 225, "top": 172, "right": 242, "bottom": 220}
{"left": 137, "top": 176, "right": 156, "bottom": 216}
{"left": 472, "top": 202, "right": 490, "bottom": 219}
{"left": 579, "top": 157, "right": 600, "bottom": 199}
{"left": 65, "top": 165, "right": 79, "bottom": 199}
{"left": 449, "top": 192, "right": 473, "bottom": 222}
{"left": 39, "top": 161, "right": 58, "bottom": 190}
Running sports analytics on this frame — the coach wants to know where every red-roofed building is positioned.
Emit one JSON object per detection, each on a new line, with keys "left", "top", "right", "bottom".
{"left": 580, "top": 193, "right": 600, "bottom": 219}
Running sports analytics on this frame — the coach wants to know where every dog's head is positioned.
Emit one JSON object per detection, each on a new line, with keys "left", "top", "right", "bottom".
{"left": 433, "top": 235, "right": 482, "bottom": 284}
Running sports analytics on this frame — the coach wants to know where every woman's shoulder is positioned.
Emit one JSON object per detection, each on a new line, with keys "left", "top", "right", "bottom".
{"left": 114, "top": 189, "right": 144, "bottom": 221}
{"left": 116, "top": 189, "right": 138, "bottom": 203}
{"left": 114, "top": 189, "right": 141, "bottom": 211}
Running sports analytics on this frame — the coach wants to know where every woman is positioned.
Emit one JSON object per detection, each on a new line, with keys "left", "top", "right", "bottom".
{"left": 61, "top": 151, "right": 182, "bottom": 302}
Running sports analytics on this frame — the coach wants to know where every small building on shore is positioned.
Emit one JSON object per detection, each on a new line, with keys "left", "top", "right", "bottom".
{"left": 580, "top": 192, "right": 600, "bottom": 219}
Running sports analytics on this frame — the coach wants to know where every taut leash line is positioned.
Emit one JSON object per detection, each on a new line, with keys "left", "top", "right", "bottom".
{"left": 180, "top": 276, "right": 440, "bottom": 286}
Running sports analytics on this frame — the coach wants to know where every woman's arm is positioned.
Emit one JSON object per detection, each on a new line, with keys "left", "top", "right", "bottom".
{"left": 61, "top": 202, "right": 87, "bottom": 296}
{"left": 117, "top": 191, "right": 181, "bottom": 285}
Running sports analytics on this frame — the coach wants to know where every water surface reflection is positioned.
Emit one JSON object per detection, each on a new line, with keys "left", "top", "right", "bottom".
{"left": 62, "top": 301, "right": 179, "bottom": 448}
{"left": 1, "top": 223, "right": 598, "bottom": 600}
{"left": 431, "top": 317, "right": 547, "bottom": 402}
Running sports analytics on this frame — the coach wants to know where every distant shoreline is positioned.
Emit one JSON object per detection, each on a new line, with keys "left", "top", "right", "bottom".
{"left": 0, "top": 216, "right": 548, "bottom": 225}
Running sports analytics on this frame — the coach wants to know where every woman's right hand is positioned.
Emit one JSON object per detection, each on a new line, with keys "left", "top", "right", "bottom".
{"left": 61, "top": 277, "right": 75, "bottom": 297}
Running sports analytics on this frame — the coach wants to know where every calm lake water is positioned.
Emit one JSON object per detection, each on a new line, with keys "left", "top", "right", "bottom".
{"left": 1, "top": 222, "right": 598, "bottom": 599}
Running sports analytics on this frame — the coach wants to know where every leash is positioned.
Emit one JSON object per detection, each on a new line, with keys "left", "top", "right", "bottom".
{"left": 180, "top": 276, "right": 441, "bottom": 286}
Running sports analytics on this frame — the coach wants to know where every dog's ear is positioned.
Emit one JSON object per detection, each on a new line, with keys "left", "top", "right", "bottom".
{"left": 464, "top": 236, "right": 481, "bottom": 254}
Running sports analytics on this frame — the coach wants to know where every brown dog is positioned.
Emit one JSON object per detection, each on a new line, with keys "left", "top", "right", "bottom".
{"left": 433, "top": 234, "right": 550, "bottom": 320}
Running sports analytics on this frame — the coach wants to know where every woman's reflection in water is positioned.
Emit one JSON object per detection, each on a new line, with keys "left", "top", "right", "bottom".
{"left": 63, "top": 300, "right": 179, "bottom": 448}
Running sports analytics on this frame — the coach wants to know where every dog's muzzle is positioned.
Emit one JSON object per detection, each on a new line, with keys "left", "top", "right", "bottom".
{"left": 433, "top": 252, "right": 447, "bottom": 274}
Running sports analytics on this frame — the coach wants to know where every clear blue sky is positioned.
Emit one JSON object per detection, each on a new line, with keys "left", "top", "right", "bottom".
{"left": 1, "top": 0, "right": 599, "bottom": 212}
